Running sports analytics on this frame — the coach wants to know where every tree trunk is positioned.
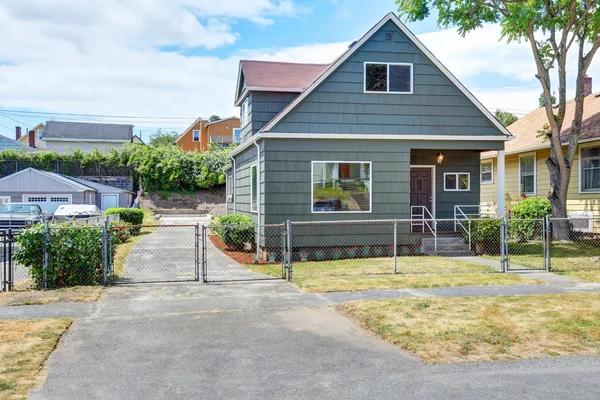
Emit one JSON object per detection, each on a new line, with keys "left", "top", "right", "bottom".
{"left": 547, "top": 158, "right": 570, "bottom": 240}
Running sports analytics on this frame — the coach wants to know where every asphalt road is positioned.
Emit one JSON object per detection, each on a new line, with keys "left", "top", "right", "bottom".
{"left": 29, "top": 278, "right": 600, "bottom": 400}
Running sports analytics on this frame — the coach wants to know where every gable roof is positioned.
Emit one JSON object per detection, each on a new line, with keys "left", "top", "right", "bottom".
{"left": 206, "top": 116, "right": 240, "bottom": 126}
{"left": 482, "top": 92, "right": 600, "bottom": 158}
{"left": 69, "top": 177, "right": 131, "bottom": 193}
{"left": 175, "top": 118, "right": 207, "bottom": 144}
{"left": 0, "top": 168, "right": 93, "bottom": 192}
{"left": 42, "top": 121, "right": 133, "bottom": 142}
{"left": 257, "top": 13, "right": 511, "bottom": 136}
{"left": 0, "top": 134, "right": 36, "bottom": 151}
{"left": 235, "top": 61, "right": 330, "bottom": 104}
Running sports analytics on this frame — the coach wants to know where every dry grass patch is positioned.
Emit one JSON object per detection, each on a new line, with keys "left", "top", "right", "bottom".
{"left": 295, "top": 273, "right": 544, "bottom": 293}
{"left": 0, "top": 318, "right": 71, "bottom": 399}
{"left": 0, "top": 285, "right": 102, "bottom": 307}
{"left": 338, "top": 293, "right": 600, "bottom": 364}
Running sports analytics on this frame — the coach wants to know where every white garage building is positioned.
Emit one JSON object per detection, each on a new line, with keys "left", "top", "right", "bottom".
{"left": 0, "top": 168, "right": 133, "bottom": 213}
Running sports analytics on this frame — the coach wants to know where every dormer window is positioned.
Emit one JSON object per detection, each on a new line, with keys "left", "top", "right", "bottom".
{"left": 364, "top": 62, "right": 413, "bottom": 94}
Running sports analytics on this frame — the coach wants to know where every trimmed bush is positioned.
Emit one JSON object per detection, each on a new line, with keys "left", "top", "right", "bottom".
{"left": 105, "top": 208, "right": 144, "bottom": 226}
{"left": 109, "top": 221, "right": 132, "bottom": 244}
{"left": 511, "top": 197, "right": 552, "bottom": 241}
{"left": 216, "top": 214, "right": 255, "bottom": 249}
{"left": 15, "top": 224, "right": 107, "bottom": 288}
{"left": 469, "top": 217, "right": 501, "bottom": 255}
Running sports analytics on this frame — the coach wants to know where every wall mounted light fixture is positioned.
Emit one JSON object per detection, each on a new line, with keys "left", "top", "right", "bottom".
{"left": 436, "top": 152, "right": 444, "bottom": 164}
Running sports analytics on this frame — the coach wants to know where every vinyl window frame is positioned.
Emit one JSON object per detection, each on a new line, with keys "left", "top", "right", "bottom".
{"left": 579, "top": 144, "right": 600, "bottom": 193}
{"left": 240, "top": 97, "right": 250, "bottom": 128}
{"left": 192, "top": 130, "right": 200, "bottom": 142}
{"left": 363, "top": 62, "right": 413, "bottom": 94}
{"left": 480, "top": 160, "right": 494, "bottom": 184}
{"left": 443, "top": 173, "right": 470, "bottom": 192}
{"left": 518, "top": 153, "right": 536, "bottom": 196}
{"left": 310, "top": 161, "right": 373, "bottom": 214}
{"left": 226, "top": 175, "right": 233, "bottom": 200}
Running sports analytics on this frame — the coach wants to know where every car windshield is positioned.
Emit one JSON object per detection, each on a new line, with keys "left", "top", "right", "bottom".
{"left": 0, "top": 205, "right": 39, "bottom": 215}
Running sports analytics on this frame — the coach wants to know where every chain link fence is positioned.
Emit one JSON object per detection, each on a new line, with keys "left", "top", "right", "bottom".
{"left": 548, "top": 217, "right": 600, "bottom": 274}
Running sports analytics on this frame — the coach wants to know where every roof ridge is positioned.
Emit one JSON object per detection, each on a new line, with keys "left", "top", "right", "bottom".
{"left": 241, "top": 60, "right": 330, "bottom": 66}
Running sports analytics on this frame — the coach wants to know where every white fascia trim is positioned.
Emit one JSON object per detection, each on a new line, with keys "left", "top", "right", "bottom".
{"left": 481, "top": 137, "right": 600, "bottom": 160}
{"left": 42, "top": 138, "right": 128, "bottom": 143}
{"left": 228, "top": 133, "right": 511, "bottom": 158}
{"left": 260, "top": 12, "right": 512, "bottom": 137}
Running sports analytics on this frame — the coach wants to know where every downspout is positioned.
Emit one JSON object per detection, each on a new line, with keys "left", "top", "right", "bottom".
{"left": 254, "top": 140, "right": 261, "bottom": 253}
{"left": 231, "top": 156, "right": 237, "bottom": 214}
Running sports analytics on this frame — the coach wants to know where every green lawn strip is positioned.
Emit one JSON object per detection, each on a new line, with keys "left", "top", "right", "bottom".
{"left": 0, "top": 286, "right": 103, "bottom": 307}
{"left": 0, "top": 318, "right": 72, "bottom": 399}
{"left": 337, "top": 293, "right": 600, "bottom": 364}
{"left": 293, "top": 273, "right": 544, "bottom": 293}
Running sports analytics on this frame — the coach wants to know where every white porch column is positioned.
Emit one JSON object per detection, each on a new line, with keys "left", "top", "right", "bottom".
{"left": 497, "top": 150, "right": 505, "bottom": 217}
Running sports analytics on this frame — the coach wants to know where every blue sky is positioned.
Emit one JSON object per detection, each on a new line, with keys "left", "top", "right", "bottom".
{"left": 0, "top": 0, "right": 597, "bottom": 143}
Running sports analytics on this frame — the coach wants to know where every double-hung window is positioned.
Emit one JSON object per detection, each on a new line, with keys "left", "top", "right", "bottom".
{"left": 364, "top": 62, "right": 413, "bottom": 93}
{"left": 226, "top": 175, "right": 233, "bottom": 199}
{"left": 192, "top": 130, "right": 200, "bottom": 142}
{"left": 519, "top": 154, "right": 536, "bottom": 195}
{"left": 580, "top": 146, "right": 600, "bottom": 192}
{"left": 481, "top": 160, "right": 493, "bottom": 184}
{"left": 444, "top": 173, "right": 470, "bottom": 191}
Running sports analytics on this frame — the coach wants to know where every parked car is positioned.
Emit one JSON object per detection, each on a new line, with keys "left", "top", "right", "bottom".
{"left": 0, "top": 203, "right": 47, "bottom": 232}
{"left": 52, "top": 205, "right": 102, "bottom": 222}
{"left": 312, "top": 199, "right": 346, "bottom": 212}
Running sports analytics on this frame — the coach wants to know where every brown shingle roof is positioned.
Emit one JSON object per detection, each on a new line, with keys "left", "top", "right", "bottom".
{"left": 240, "top": 60, "right": 330, "bottom": 91}
{"left": 483, "top": 92, "right": 600, "bottom": 157}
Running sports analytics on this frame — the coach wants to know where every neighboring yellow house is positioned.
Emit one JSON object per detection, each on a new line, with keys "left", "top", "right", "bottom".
{"left": 18, "top": 123, "right": 46, "bottom": 150}
{"left": 481, "top": 87, "right": 600, "bottom": 217}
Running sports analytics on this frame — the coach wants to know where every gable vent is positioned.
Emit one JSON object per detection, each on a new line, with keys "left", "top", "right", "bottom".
{"left": 385, "top": 32, "right": 394, "bottom": 41}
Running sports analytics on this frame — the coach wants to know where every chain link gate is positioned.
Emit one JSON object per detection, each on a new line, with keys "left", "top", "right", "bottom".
{"left": 1, "top": 229, "right": 15, "bottom": 292}
{"left": 201, "top": 224, "right": 287, "bottom": 283}
{"left": 502, "top": 218, "right": 548, "bottom": 271}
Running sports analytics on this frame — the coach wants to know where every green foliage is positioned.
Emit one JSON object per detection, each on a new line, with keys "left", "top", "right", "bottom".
{"left": 0, "top": 143, "right": 231, "bottom": 192}
{"left": 313, "top": 187, "right": 350, "bottom": 200}
{"left": 216, "top": 214, "right": 255, "bottom": 248}
{"left": 539, "top": 91, "right": 557, "bottom": 108}
{"left": 105, "top": 208, "right": 144, "bottom": 227}
{"left": 469, "top": 217, "right": 501, "bottom": 255}
{"left": 14, "top": 224, "right": 106, "bottom": 288}
{"left": 149, "top": 128, "right": 179, "bottom": 146}
{"left": 494, "top": 109, "right": 519, "bottom": 127}
{"left": 109, "top": 221, "right": 133, "bottom": 244}
{"left": 510, "top": 197, "right": 552, "bottom": 241}
{"left": 209, "top": 115, "right": 221, "bottom": 122}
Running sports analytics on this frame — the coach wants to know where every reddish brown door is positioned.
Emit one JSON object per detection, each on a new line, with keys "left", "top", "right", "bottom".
{"left": 410, "top": 168, "right": 432, "bottom": 212}
{"left": 339, "top": 163, "right": 350, "bottom": 179}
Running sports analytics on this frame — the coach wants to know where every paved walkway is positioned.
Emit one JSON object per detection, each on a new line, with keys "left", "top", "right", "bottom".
{"left": 18, "top": 278, "right": 600, "bottom": 399}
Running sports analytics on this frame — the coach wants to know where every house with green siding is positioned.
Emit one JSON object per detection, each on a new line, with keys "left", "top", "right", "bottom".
{"left": 225, "top": 13, "right": 512, "bottom": 240}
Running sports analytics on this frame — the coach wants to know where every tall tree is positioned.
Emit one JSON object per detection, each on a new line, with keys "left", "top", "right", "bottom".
{"left": 209, "top": 115, "right": 221, "bottom": 122}
{"left": 397, "top": 1, "right": 600, "bottom": 236}
{"left": 149, "top": 128, "right": 179, "bottom": 146}
{"left": 494, "top": 109, "right": 519, "bottom": 127}
{"left": 538, "top": 91, "right": 557, "bottom": 108}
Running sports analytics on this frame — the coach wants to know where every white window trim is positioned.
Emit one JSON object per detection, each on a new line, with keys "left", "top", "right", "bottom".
{"left": 0, "top": 196, "right": 11, "bottom": 204}
{"left": 443, "top": 173, "right": 470, "bottom": 192}
{"left": 518, "top": 152, "right": 536, "bottom": 196}
{"left": 226, "top": 175, "right": 233, "bottom": 200}
{"left": 578, "top": 143, "right": 600, "bottom": 194}
{"left": 310, "top": 161, "right": 373, "bottom": 214}
{"left": 480, "top": 159, "right": 494, "bottom": 185}
{"left": 240, "top": 97, "right": 250, "bottom": 128}
{"left": 250, "top": 163, "right": 257, "bottom": 213}
{"left": 192, "top": 130, "right": 200, "bottom": 142}
{"left": 363, "top": 62, "right": 413, "bottom": 94}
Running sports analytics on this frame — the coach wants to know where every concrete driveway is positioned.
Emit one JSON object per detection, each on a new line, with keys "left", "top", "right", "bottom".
{"left": 30, "top": 279, "right": 600, "bottom": 400}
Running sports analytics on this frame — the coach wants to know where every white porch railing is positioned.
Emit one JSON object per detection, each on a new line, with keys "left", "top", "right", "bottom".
{"left": 411, "top": 205, "right": 437, "bottom": 251}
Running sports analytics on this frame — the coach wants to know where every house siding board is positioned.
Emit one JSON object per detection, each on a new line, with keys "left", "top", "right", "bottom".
{"left": 246, "top": 92, "right": 298, "bottom": 137}
{"left": 230, "top": 145, "right": 265, "bottom": 225}
{"left": 268, "top": 21, "right": 502, "bottom": 137}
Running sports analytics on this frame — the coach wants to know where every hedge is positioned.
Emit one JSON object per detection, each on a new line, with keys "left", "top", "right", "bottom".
{"left": 216, "top": 214, "right": 255, "bottom": 249}
{"left": 105, "top": 208, "right": 144, "bottom": 226}
{"left": 14, "top": 224, "right": 107, "bottom": 288}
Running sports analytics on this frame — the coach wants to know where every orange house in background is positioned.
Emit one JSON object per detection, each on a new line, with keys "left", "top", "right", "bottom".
{"left": 175, "top": 116, "right": 240, "bottom": 151}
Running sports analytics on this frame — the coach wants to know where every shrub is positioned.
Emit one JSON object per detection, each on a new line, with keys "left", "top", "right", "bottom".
{"left": 15, "top": 224, "right": 107, "bottom": 288}
{"left": 299, "top": 251, "right": 309, "bottom": 262}
{"left": 315, "top": 250, "right": 326, "bottom": 261}
{"left": 331, "top": 248, "right": 343, "bottom": 260}
{"left": 105, "top": 208, "right": 144, "bottom": 226}
{"left": 216, "top": 214, "right": 254, "bottom": 249}
{"left": 469, "top": 217, "right": 501, "bottom": 255}
{"left": 346, "top": 247, "right": 358, "bottom": 258}
{"left": 511, "top": 197, "right": 552, "bottom": 241}
{"left": 361, "top": 245, "right": 370, "bottom": 258}
{"left": 109, "top": 221, "right": 132, "bottom": 244}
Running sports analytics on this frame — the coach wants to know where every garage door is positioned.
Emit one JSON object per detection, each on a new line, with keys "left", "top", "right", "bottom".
{"left": 23, "top": 194, "right": 72, "bottom": 214}
{"left": 102, "top": 194, "right": 118, "bottom": 210}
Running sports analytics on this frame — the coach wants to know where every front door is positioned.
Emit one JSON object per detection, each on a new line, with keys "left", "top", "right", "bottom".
{"left": 410, "top": 168, "right": 433, "bottom": 216}
{"left": 339, "top": 163, "right": 350, "bottom": 179}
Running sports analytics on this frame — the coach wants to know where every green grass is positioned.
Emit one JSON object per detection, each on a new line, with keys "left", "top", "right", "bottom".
{"left": 338, "top": 293, "right": 600, "bottom": 364}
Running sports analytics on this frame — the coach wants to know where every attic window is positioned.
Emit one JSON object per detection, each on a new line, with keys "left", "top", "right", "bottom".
{"left": 364, "top": 62, "right": 413, "bottom": 94}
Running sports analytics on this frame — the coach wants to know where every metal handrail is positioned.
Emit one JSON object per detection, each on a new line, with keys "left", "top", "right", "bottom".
{"left": 411, "top": 206, "right": 437, "bottom": 251}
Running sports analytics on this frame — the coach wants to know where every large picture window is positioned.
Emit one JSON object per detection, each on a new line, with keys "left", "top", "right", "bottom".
{"left": 251, "top": 164, "right": 257, "bottom": 212}
{"left": 581, "top": 146, "right": 600, "bottom": 192}
{"left": 312, "top": 162, "right": 371, "bottom": 213}
{"left": 444, "top": 173, "right": 470, "bottom": 191}
{"left": 365, "top": 62, "right": 412, "bottom": 93}
{"left": 519, "top": 154, "right": 536, "bottom": 195}
{"left": 481, "top": 160, "right": 493, "bottom": 184}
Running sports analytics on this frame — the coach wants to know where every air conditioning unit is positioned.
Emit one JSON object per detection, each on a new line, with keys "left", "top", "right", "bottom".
{"left": 569, "top": 211, "right": 594, "bottom": 233}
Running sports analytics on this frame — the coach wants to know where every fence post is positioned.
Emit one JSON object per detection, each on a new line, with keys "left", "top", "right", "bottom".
{"left": 500, "top": 217, "right": 507, "bottom": 273}
{"left": 201, "top": 225, "right": 207, "bottom": 283}
{"left": 286, "top": 220, "right": 292, "bottom": 281}
{"left": 545, "top": 215, "right": 551, "bottom": 272}
{"left": 6, "top": 229, "right": 14, "bottom": 292}
{"left": 393, "top": 220, "right": 397, "bottom": 274}
{"left": 102, "top": 220, "right": 108, "bottom": 285}
{"left": 43, "top": 221, "right": 50, "bottom": 289}
{"left": 468, "top": 219, "right": 472, "bottom": 252}
{"left": 195, "top": 223, "right": 200, "bottom": 282}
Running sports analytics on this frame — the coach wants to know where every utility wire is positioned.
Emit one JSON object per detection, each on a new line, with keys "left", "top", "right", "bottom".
{"left": 0, "top": 108, "right": 199, "bottom": 121}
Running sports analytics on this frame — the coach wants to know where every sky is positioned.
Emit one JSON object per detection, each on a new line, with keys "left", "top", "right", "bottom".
{"left": 0, "top": 0, "right": 599, "bottom": 143}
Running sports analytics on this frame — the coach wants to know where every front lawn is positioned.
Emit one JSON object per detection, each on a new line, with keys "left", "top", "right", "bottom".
{"left": 293, "top": 274, "right": 543, "bottom": 293}
{"left": 0, "top": 318, "right": 72, "bottom": 399}
{"left": 338, "top": 293, "right": 600, "bottom": 364}
{"left": 0, "top": 286, "right": 102, "bottom": 307}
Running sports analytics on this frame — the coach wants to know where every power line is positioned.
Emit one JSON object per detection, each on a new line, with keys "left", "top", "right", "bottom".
{"left": 0, "top": 108, "right": 200, "bottom": 121}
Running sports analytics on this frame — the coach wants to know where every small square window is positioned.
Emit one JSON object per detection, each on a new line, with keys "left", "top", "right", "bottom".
{"left": 444, "top": 173, "right": 470, "bottom": 191}
{"left": 192, "top": 130, "right": 200, "bottom": 142}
